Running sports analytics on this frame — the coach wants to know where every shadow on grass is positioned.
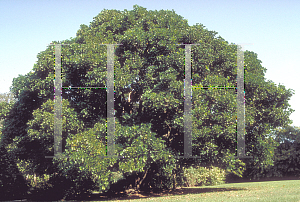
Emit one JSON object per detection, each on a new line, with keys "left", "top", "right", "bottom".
{"left": 83, "top": 186, "right": 248, "bottom": 201}
{"left": 226, "top": 176, "right": 300, "bottom": 184}
{"left": 84, "top": 177, "right": 300, "bottom": 201}
{"left": 24, "top": 177, "right": 300, "bottom": 201}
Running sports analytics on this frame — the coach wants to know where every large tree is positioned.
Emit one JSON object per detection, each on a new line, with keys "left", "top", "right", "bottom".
{"left": 0, "top": 4, "right": 295, "bottom": 198}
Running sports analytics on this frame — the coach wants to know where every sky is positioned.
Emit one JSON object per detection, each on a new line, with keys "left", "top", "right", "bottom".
{"left": 0, "top": 0, "right": 299, "bottom": 127}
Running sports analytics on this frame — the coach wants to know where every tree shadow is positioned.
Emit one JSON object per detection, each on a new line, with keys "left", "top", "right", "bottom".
{"left": 226, "top": 176, "right": 300, "bottom": 184}
{"left": 82, "top": 186, "right": 248, "bottom": 201}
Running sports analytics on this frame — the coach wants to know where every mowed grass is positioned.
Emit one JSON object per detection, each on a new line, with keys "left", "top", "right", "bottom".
{"left": 95, "top": 179, "right": 300, "bottom": 202}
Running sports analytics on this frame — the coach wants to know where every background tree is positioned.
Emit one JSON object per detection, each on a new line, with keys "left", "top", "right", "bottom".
{"left": 0, "top": 92, "right": 28, "bottom": 200}
{"left": 264, "top": 125, "right": 300, "bottom": 178}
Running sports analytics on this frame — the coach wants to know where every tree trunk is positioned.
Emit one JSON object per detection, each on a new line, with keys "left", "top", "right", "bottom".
{"left": 137, "top": 168, "right": 149, "bottom": 190}
{"left": 138, "top": 100, "right": 143, "bottom": 116}
{"left": 173, "top": 171, "right": 176, "bottom": 190}
{"left": 128, "top": 91, "right": 133, "bottom": 115}
{"left": 34, "top": 172, "right": 37, "bottom": 186}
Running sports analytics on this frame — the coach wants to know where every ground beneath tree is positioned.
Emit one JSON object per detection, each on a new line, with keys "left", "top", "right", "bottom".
{"left": 83, "top": 176, "right": 300, "bottom": 201}
{"left": 85, "top": 187, "right": 222, "bottom": 201}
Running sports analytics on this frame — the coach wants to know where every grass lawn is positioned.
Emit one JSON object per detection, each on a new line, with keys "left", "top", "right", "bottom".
{"left": 82, "top": 179, "right": 300, "bottom": 202}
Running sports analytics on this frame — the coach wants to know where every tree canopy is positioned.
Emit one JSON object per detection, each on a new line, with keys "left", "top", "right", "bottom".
{"left": 0, "top": 4, "right": 296, "bottom": 199}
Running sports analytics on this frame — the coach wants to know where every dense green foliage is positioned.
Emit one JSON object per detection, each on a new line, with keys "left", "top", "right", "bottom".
{"left": 181, "top": 166, "right": 226, "bottom": 187}
{"left": 0, "top": 145, "right": 28, "bottom": 200}
{"left": 0, "top": 5, "right": 296, "bottom": 200}
{"left": 263, "top": 126, "right": 300, "bottom": 178}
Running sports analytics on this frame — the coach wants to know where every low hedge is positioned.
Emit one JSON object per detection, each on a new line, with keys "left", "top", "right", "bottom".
{"left": 181, "top": 165, "right": 226, "bottom": 187}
